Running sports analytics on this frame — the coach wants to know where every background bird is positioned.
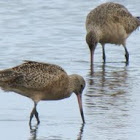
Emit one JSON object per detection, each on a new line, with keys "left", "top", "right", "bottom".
{"left": 86, "top": 2, "right": 140, "bottom": 67}
{"left": 0, "top": 60, "right": 85, "bottom": 125}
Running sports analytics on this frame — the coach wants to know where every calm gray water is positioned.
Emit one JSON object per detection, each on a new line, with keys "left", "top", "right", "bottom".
{"left": 0, "top": 0, "right": 140, "bottom": 140}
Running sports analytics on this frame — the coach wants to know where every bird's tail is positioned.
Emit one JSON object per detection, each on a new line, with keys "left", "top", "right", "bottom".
{"left": 0, "top": 69, "right": 20, "bottom": 91}
{"left": 0, "top": 69, "right": 17, "bottom": 82}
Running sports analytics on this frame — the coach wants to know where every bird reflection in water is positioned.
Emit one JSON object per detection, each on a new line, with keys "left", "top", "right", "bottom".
{"left": 85, "top": 63, "right": 133, "bottom": 136}
{"left": 28, "top": 124, "right": 85, "bottom": 140}
{"left": 86, "top": 63, "right": 129, "bottom": 107}
{"left": 77, "top": 124, "right": 85, "bottom": 140}
{"left": 29, "top": 124, "right": 39, "bottom": 140}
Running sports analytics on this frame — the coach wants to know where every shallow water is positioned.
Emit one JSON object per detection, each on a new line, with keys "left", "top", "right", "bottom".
{"left": 0, "top": 0, "right": 140, "bottom": 140}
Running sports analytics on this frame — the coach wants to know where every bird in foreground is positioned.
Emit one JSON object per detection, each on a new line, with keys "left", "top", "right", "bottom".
{"left": 0, "top": 60, "right": 85, "bottom": 125}
{"left": 86, "top": 2, "right": 140, "bottom": 66}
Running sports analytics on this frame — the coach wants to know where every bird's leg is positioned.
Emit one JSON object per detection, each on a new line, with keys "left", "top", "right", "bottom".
{"left": 34, "top": 108, "right": 40, "bottom": 124}
{"left": 123, "top": 44, "right": 129, "bottom": 64}
{"left": 101, "top": 44, "right": 106, "bottom": 63}
{"left": 29, "top": 108, "right": 35, "bottom": 125}
{"left": 29, "top": 102, "right": 40, "bottom": 125}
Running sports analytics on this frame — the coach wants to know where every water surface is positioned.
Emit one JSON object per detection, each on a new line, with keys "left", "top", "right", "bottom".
{"left": 0, "top": 0, "right": 140, "bottom": 140}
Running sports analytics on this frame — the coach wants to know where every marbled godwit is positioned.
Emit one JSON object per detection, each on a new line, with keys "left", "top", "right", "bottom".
{"left": 86, "top": 2, "right": 140, "bottom": 66}
{"left": 0, "top": 60, "right": 85, "bottom": 124}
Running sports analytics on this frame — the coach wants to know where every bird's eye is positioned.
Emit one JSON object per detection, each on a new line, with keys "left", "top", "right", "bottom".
{"left": 81, "top": 85, "right": 83, "bottom": 89}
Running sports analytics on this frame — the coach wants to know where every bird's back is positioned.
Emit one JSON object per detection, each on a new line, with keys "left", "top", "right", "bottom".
{"left": 0, "top": 61, "right": 69, "bottom": 101}
{"left": 86, "top": 2, "right": 139, "bottom": 44}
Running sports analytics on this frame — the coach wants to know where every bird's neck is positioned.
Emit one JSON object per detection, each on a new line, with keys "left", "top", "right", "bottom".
{"left": 86, "top": 30, "right": 99, "bottom": 45}
{"left": 67, "top": 75, "right": 77, "bottom": 97}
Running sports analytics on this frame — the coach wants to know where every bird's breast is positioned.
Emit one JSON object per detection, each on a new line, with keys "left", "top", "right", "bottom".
{"left": 99, "top": 23, "right": 128, "bottom": 44}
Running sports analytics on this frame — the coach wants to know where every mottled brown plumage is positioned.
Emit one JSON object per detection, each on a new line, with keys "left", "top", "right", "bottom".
{"left": 86, "top": 2, "right": 140, "bottom": 66}
{"left": 0, "top": 60, "right": 85, "bottom": 125}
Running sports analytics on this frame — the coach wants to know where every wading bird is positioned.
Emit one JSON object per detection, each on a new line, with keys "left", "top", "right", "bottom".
{"left": 0, "top": 60, "right": 85, "bottom": 125}
{"left": 86, "top": 2, "right": 140, "bottom": 67}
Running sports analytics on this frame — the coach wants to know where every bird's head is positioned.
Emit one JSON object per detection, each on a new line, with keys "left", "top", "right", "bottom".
{"left": 72, "top": 74, "right": 85, "bottom": 95}
{"left": 136, "top": 17, "right": 140, "bottom": 26}
{"left": 86, "top": 30, "right": 97, "bottom": 51}
{"left": 86, "top": 30, "right": 98, "bottom": 68}
{"left": 69, "top": 74, "right": 86, "bottom": 123}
